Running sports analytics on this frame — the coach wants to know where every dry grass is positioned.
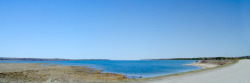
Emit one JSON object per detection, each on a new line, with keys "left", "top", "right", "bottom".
{"left": 0, "top": 65, "right": 126, "bottom": 83}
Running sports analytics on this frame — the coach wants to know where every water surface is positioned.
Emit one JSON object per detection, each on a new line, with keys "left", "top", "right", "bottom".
{"left": 0, "top": 60, "right": 201, "bottom": 78}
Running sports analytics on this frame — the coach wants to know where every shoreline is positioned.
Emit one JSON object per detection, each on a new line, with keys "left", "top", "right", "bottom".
{"left": 0, "top": 60, "right": 207, "bottom": 82}
{"left": 130, "top": 60, "right": 238, "bottom": 83}
{"left": 0, "top": 60, "right": 238, "bottom": 83}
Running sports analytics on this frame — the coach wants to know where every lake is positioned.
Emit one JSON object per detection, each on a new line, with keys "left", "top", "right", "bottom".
{"left": 0, "top": 60, "right": 201, "bottom": 78}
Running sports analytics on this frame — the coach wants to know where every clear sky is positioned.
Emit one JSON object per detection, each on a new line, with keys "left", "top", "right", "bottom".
{"left": 0, "top": 0, "right": 249, "bottom": 60}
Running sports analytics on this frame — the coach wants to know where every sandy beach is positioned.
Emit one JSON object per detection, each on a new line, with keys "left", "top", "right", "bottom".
{"left": 144, "top": 59, "right": 250, "bottom": 83}
{"left": 185, "top": 61, "right": 218, "bottom": 69}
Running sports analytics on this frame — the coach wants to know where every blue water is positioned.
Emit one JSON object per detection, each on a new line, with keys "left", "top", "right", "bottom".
{"left": 0, "top": 60, "right": 201, "bottom": 78}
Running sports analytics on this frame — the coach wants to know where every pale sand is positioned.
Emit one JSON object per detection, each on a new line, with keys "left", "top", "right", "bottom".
{"left": 185, "top": 61, "right": 218, "bottom": 69}
{"left": 144, "top": 59, "right": 250, "bottom": 83}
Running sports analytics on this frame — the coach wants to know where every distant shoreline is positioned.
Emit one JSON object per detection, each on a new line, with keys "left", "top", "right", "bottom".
{"left": 0, "top": 57, "right": 110, "bottom": 61}
{"left": 1, "top": 56, "right": 249, "bottom": 61}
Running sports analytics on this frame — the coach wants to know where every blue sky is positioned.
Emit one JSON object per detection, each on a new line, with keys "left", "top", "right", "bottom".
{"left": 0, "top": 0, "right": 249, "bottom": 60}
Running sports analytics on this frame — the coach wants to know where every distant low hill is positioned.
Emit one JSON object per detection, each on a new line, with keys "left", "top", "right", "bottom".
{"left": 147, "top": 56, "right": 250, "bottom": 60}
{"left": 0, "top": 57, "right": 109, "bottom": 61}
{"left": 1, "top": 56, "right": 249, "bottom": 61}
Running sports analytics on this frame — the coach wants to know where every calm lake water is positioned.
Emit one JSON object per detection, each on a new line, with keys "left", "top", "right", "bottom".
{"left": 0, "top": 60, "right": 201, "bottom": 78}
